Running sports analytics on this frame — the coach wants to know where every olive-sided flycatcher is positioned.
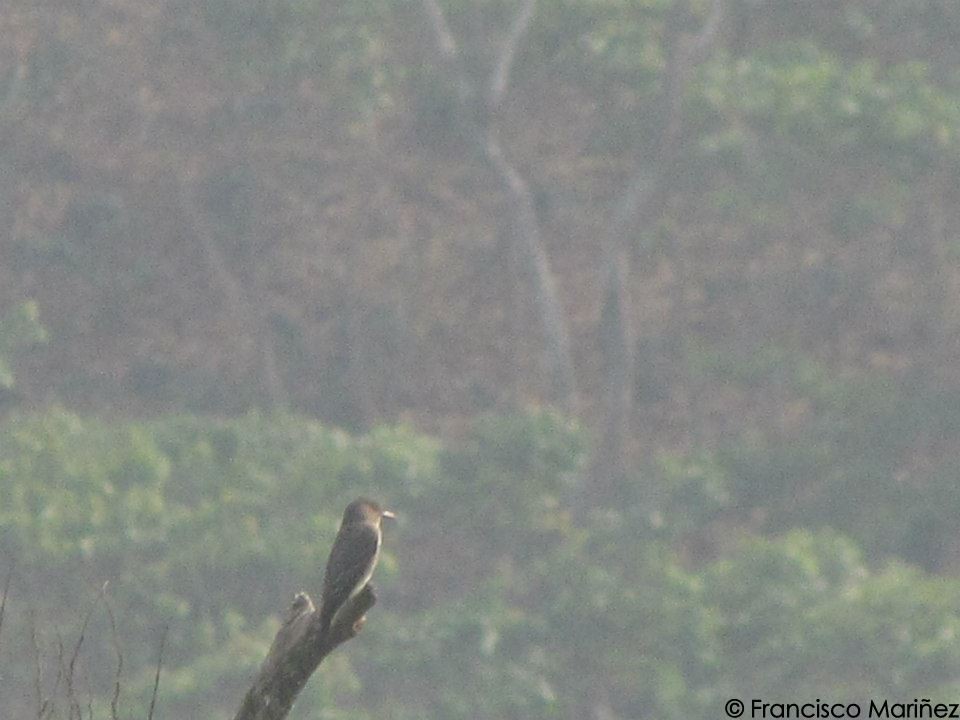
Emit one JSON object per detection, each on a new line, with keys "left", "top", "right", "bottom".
{"left": 319, "top": 498, "right": 395, "bottom": 635}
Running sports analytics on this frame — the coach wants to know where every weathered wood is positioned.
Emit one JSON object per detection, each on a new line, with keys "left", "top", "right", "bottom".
{"left": 232, "top": 585, "right": 377, "bottom": 720}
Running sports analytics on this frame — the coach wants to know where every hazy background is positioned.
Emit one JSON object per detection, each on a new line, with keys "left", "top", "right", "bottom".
{"left": 3, "top": 0, "right": 960, "bottom": 718}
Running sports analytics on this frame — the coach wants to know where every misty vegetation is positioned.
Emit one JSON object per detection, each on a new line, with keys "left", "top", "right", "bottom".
{"left": 3, "top": 0, "right": 960, "bottom": 718}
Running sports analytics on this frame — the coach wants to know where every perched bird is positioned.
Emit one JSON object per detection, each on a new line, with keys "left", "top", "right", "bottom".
{"left": 319, "top": 498, "right": 395, "bottom": 635}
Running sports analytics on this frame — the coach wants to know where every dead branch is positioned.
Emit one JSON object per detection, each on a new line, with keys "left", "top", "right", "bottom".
{"left": 146, "top": 627, "right": 167, "bottom": 720}
{"left": 0, "top": 564, "right": 10, "bottom": 713}
{"left": 30, "top": 612, "right": 45, "bottom": 719}
{"left": 232, "top": 586, "right": 377, "bottom": 720}
{"left": 101, "top": 591, "right": 123, "bottom": 720}
{"left": 179, "top": 171, "right": 289, "bottom": 411}
{"left": 0, "top": 562, "right": 12, "bottom": 660}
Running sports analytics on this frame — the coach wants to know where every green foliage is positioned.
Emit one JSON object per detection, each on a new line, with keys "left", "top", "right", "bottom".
{"left": 3, "top": 410, "right": 960, "bottom": 719}
{"left": 0, "top": 410, "right": 423, "bottom": 716}
{"left": 705, "top": 531, "right": 960, "bottom": 700}
{"left": 198, "top": 0, "right": 397, "bottom": 115}
{"left": 655, "top": 451, "right": 731, "bottom": 537}
{"left": 697, "top": 42, "right": 960, "bottom": 177}
{"left": 688, "top": 340, "right": 960, "bottom": 569}
{"left": 7, "top": 1, "right": 960, "bottom": 715}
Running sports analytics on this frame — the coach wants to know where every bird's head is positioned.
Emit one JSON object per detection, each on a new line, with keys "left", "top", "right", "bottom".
{"left": 342, "top": 497, "right": 396, "bottom": 527}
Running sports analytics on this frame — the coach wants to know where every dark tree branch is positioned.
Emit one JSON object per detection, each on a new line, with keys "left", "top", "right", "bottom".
{"left": 52, "top": 629, "right": 66, "bottom": 720}
{"left": 146, "top": 626, "right": 166, "bottom": 720}
{"left": 64, "top": 600, "right": 96, "bottom": 719}
{"left": 0, "top": 564, "right": 11, "bottom": 713}
{"left": 0, "top": 562, "right": 13, "bottom": 658}
{"left": 101, "top": 590, "right": 123, "bottom": 720}
{"left": 232, "top": 586, "right": 377, "bottom": 720}
{"left": 30, "top": 613, "right": 45, "bottom": 719}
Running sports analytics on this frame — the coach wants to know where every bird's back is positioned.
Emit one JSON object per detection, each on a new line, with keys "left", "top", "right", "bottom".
{"left": 319, "top": 521, "right": 381, "bottom": 631}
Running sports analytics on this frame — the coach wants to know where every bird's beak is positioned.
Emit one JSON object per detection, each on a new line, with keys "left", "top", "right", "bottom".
{"left": 381, "top": 509, "right": 396, "bottom": 520}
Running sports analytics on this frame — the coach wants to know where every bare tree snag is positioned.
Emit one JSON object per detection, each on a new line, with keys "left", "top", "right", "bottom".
{"left": 232, "top": 586, "right": 377, "bottom": 720}
{"left": 179, "top": 170, "right": 289, "bottom": 411}
{"left": 417, "top": 0, "right": 726, "bottom": 501}
{"left": 419, "top": 0, "right": 578, "bottom": 410}
{"left": 588, "top": 0, "right": 727, "bottom": 503}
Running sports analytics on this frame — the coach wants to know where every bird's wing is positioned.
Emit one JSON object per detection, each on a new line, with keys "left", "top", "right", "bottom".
{"left": 319, "top": 522, "right": 380, "bottom": 628}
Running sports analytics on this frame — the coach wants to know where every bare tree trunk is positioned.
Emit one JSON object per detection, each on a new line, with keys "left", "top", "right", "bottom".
{"left": 588, "top": 0, "right": 727, "bottom": 503}
{"left": 416, "top": 0, "right": 726, "bottom": 501}
{"left": 232, "top": 586, "right": 377, "bottom": 720}
{"left": 419, "top": 0, "right": 577, "bottom": 410}
{"left": 179, "top": 172, "right": 289, "bottom": 411}
{"left": 485, "top": 131, "right": 577, "bottom": 407}
{"left": 340, "top": 292, "right": 377, "bottom": 430}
